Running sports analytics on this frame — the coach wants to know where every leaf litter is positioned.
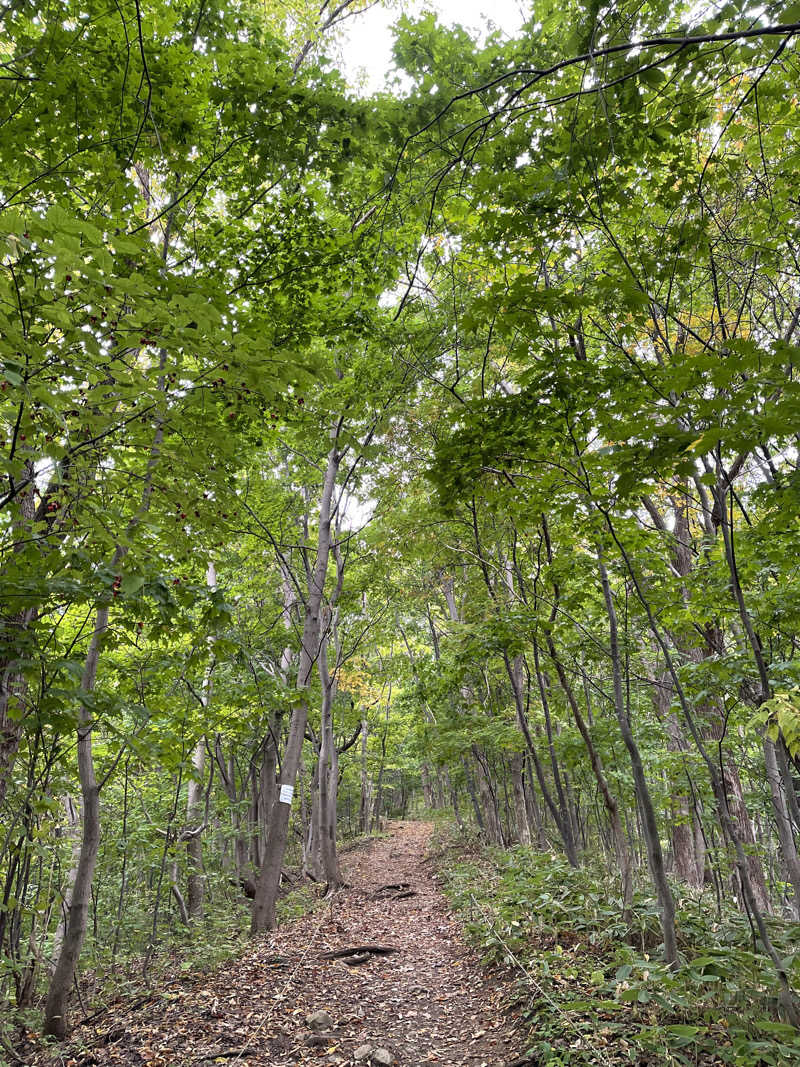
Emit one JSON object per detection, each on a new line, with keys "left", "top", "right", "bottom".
{"left": 23, "top": 822, "right": 522, "bottom": 1066}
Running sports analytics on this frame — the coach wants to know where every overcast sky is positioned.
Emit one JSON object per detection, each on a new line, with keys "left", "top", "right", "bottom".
{"left": 339, "top": 0, "right": 531, "bottom": 93}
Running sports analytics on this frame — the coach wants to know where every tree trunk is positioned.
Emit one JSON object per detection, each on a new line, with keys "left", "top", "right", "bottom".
{"left": 215, "top": 738, "right": 250, "bottom": 884}
{"left": 764, "top": 737, "right": 800, "bottom": 918}
{"left": 260, "top": 719, "right": 279, "bottom": 859}
{"left": 532, "top": 647, "right": 578, "bottom": 863}
{"left": 599, "top": 557, "right": 677, "bottom": 966}
{"left": 50, "top": 795, "right": 82, "bottom": 968}
{"left": 672, "top": 486, "right": 770, "bottom": 909}
{"left": 251, "top": 437, "right": 341, "bottom": 932}
{"left": 504, "top": 651, "right": 578, "bottom": 864}
{"left": 471, "top": 744, "right": 504, "bottom": 845}
{"left": 659, "top": 680, "right": 704, "bottom": 888}
{"left": 304, "top": 750, "right": 323, "bottom": 880}
{"left": 320, "top": 737, "right": 341, "bottom": 886}
{"left": 359, "top": 717, "right": 371, "bottom": 833}
{"left": 510, "top": 754, "right": 532, "bottom": 845}
{"left": 186, "top": 561, "right": 217, "bottom": 920}
{"left": 44, "top": 606, "right": 106, "bottom": 1038}
{"left": 461, "top": 756, "right": 485, "bottom": 831}
{"left": 723, "top": 754, "right": 772, "bottom": 914}
{"left": 186, "top": 738, "right": 207, "bottom": 921}
{"left": 547, "top": 638, "right": 633, "bottom": 917}
{"left": 420, "top": 763, "right": 434, "bottom": 808}
{"left": 523, "top": 758, "right": 548, "bottom": 849}
{"left": 603, "top": 509, "right": 798, "bottom": 1012}
{"left": 317, "top": 601, "right": 344, "bottom": 887}
{"left": 44, "top": 333, "right": 170, "bottom": 1033}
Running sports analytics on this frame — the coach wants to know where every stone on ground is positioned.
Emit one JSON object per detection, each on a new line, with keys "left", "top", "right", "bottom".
{"left": 306, "top": 1008, "right": 334, "bottom": 1031}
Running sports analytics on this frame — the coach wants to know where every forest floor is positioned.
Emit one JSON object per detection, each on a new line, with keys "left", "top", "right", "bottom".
{"left": 24, "top": 822, "right": 523, "bottom": 1067}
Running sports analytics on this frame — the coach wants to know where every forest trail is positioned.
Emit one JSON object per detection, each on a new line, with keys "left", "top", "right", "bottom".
{"left": 34, "top": 822, "right": 522, "bottom": 1067}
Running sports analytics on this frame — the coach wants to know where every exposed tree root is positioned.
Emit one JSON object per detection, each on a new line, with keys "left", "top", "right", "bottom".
{"left": 318, "top": 944, "right": 399, "bottom": 961}
{"left": 371, "top": 882, "right": 417, "bottom": 900}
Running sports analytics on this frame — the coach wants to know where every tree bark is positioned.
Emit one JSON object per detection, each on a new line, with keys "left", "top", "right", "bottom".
{"left": 185, "top": 562, "right": 217, "bottom": 920}
{"left": 251, "top": 436, "right": 341, "bottom": 932}
{"left": 599, "top": 556, "right": 677, "bottom": 966}
{"left": 44, "top": 606, "right": 106, "bottom": 1037}
{"left": 504, "top": 650, "right": 578, "bottom": 865}
{"left": 318, "top": 622, "right": 343, "bottom": 886}
{"left": 359, "top": 717, "right": 371, "bottom": 833}
{"left": 510, "top": 754, "right": 532, "bottom": 845}
{"left": 471, "top": 743, "right": 504, "bottom": 845}
{"left": 50, "top": 795, "right": 81, "bottom": 968}
{"left": 547, "top": 635, "right": 633, "bottom": 917}
{"left": 304, "top": 746, "right": 323, "bottom": 880}
{"left": 185, "top": 737, "right": 207, "bottom": 921}
{"left": 658, "top": 679, "right": 704, "bottom": 888}
{"left": 764, "top": 737, "right": 800, "bottom": 918}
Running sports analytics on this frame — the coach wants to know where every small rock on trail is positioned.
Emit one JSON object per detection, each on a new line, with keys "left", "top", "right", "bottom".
{"left": 25, "top": 821, "right": 522, "bottom": 1065}
{"left": 306, "top": 1009, "right": 335, "bottom": 1032}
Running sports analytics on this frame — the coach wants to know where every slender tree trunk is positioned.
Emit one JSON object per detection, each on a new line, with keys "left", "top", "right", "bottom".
{"left": 260, "top": 718, "right": 279, "bottom": 858}
{"left": 504, "top": 651, "right": 578, "bottom": 864}
{"left": 320, "top": 739, "right": 341, "bottom": 885}
{"left": 44, "top": 325, "right": 170, "bottom": 1034}
{"left": 185, "top": 738, "right": 206, "bottom": 920}
{"left": 692, "top": 811, "right": 706, "bottom": 888}
{"left": 523, "top": 758, "right": 548, "bottom": 849}
{"left": 642, "top": 492, "right": 704, "bottom": 888}
{"left": 359, "top": 717, "right": 371, "bottom": 833}
{"left": 50, "top": 795, "right": 81, "bottom": 968}
{"left": 214, "top": 738, "right": 249, "bottom": 887}
{"left": 777, "top": 738, "right": 800, "bottom": 831}
{"left": 304, "top": 747, "right": 323, "bottom": 879}
{"left": 599, "top": 557, "right": 677, "bottom": 966}
{"left": 0, "top": 615, "right": 34, "bottom": 808}
{"left": 450, "top": 775, "right": 465, "bottom": 829}
{"left": 764, "top": 738, "right": 800, "bottom": 918}
{"left": 372, "top": 701, "right": 391, "bottom": 830}
{"left": 471, "top": 744, "right": 504, "bottom": 844}
{"left": 602, "top": 510, "right": 799, "bottom": 1016}
{"left": 546, "top": 637, "right": 633, "bottom": 917}
{"left": 170, "top": 859, "right": 190, "bottom": 926}
{"left": 420, "top": 763, "right": 434, "bottom": 808}
{"left": 318, "top": 622, "right": 343, "bottom": 887}
{"left": 669, "top": 490, "right": 769, "bottom": 907}
{"left": 532, "top": 647, "right": 578, "bottom": 860}
{"left": 461, "top": 756, "right": 485, "bottom": 831}
{"left": 111, "top": 760, "right": 130, "bottom": 964}
{"left": 510, "top": 754, "right": 532, "bottom": 845}
{"left": 723, "top": 754, "right": 772, "bottom": 914}
{"left": 659, "top": 683, "right": 703, "bottom": 888}
{"left": 44, "top": 606, "right": 106, "bottom": 1038}
{"left": 251, "top": 438, "right": 341, "bottom": 932}
{"left": 317, "top": 562, "right": 347, "bottom": 885}
{"left": 186, "top": 562, "right": 217, "bottom": 920}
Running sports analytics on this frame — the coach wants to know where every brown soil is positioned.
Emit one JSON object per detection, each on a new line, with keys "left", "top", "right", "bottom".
{"left": 23, "top": 821, "right": 523, "bottom": 1066}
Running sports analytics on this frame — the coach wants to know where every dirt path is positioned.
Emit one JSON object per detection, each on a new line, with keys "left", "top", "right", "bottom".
{"left": 29, "top": 822, "right": 522, "bottom": 1066}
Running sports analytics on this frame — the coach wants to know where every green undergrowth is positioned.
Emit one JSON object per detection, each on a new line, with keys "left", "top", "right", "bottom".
{"left": 434, "top": 825, "right": 800, "bottom": 1066}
